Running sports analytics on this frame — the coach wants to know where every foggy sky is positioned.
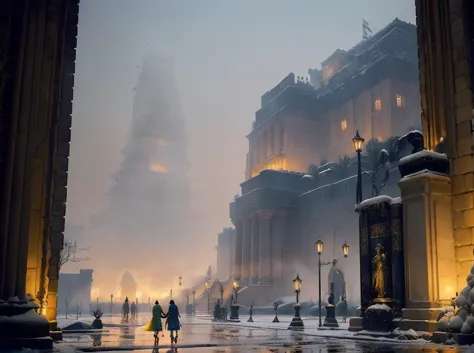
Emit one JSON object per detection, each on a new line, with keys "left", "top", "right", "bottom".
{"left": 65, "top": 0, "right": 416, "bottom": 295}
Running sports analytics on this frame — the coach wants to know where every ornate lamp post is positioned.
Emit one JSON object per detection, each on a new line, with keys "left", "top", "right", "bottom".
{"left": 288, "top": 274, "right": 304, "bottom": 330}
{"left": 205, "top": 282, "right": 210, "bottom": 314}
{"left": 316, "top": 240, "right": 350, "bottom": 328}
{"left": 230, "top": 279, "right": 240, "bottom": 322}
{"left": 316, "top": 240, "right": 324, "bottom": 327}
{"left": 353, "top": 130, "right": 365, "bottom": 204}
{"left": 192, "top": 290, "right": 196, "bottom": 316}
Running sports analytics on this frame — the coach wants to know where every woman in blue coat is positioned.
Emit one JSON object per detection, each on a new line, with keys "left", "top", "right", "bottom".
{"left": 165, "top": 300, "right": 181, "bottom": 344}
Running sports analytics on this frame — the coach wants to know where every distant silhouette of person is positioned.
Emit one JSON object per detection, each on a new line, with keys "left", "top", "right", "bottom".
{"left": 143, "top": 300, "right": 166, "bottom": 346}
{"left": 337, "top": 294, "right": 348, "bottom": 323}
{"left": 131, "top": 301, "right": 136, "bottom": 319}
{"left": 165, "top": 300, "right": 181, "bottom": 344}
{"left": 122, "top": 297, "right": 130, "bottom": 321}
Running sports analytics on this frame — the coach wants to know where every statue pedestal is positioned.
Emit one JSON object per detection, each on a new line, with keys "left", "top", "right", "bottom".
{"left": 229, "top": 305, "right": 240, "bottom": 322}
{"left": 323, "top": 304, "right": 338, "bottom": 328}
{"left": 397, "top": 151, "right": 457, "bottom": 332}
{"left": 0, "top": 298, "right": 53, "bottom": 350}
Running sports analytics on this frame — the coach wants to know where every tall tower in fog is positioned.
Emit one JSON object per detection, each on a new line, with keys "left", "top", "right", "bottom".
{"left": 92, "top": 56, "right": 191, "bottom": 249}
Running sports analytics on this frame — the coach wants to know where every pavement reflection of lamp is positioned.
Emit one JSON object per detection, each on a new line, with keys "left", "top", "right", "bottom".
{"left": 353, "top": 130, "right": 365, "bottom": 204}
{"left": 288, "top": 274, "right": 304, "bottom": 330}
{"left": 205, "top": 281, "right": 210, "bottom": 314}
{"left": 192, "top": 290, "right": 196, "bottom": 316}
{"left": 230, "top": 279, "right": 240, "bottom": 322}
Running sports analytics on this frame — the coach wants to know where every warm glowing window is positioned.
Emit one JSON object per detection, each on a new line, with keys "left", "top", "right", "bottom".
{"left": 340, "top": 119, "right": 347, "bottom": 131}
{"left": 396, "top": 94, "right": 405, "bottom": 107}
{"left": 149, "top": 163, "right": 167, "bottom": 173}
{"left": 374, "top": 99, "right": 382, "bottom": 111}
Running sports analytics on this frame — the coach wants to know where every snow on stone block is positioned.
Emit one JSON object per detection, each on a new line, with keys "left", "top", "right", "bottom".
{"left": 399, "top": 150, "right": 448, "bottom": 165}
{"left": 390, "top": 197, "right": 401, "bottom": 205}
{"left": 355, "top": 195, "right": 392, "bottom": 212}
{"left": 366, "top": 304, "right": 391, "bottom": 312}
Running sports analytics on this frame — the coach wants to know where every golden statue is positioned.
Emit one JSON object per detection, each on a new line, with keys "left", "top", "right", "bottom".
{"left": 372, "top": 243, "right": 387, "bottom": 298}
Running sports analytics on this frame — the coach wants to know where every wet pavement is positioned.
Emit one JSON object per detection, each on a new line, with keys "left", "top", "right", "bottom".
{"left": 57, "top": 315, "right": 467, "bottom": 353}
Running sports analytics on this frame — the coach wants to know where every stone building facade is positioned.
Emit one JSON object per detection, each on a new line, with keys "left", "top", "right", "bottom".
{"left": 246, "top": 18, "right": 421, "bottom": 179}
{"left": 230, "top": 168, "right": 401, "bottom": 306}
{"left": 0, "top": 0, "right": 79, "bottom": 337}
{"left": 57, "top": 269, "right": 93, "bottom": 314}
{"left": 216, "top": 227, "right": 236, "bottom": 281}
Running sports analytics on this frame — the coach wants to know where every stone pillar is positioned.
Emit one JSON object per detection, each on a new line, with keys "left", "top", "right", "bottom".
{"left": 241, "top": 217, "right": 252, "bottom": 283}
{"left": 232, "top": 219, "right": 243, "bottom": 280}
{"left": 398, "top": 151, "right": 457, "bottom": 332}
{"left": 258, "top": 211, "right": 272, "bottom": 285}
{"left": 249, "top": 214, "right": 260, "bottom": 285}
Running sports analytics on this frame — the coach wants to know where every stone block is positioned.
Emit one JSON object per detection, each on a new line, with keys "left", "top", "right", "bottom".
{"left": 452, "top": 175, "right": 466, "bottom": 194}
{"left": 454, "top": 61, "right": 468, "bottom": 78}
{"left": 453, "top": 194, "right": 474, "bottom": 211}
{"left": 465, "top": 173, "right": 474, "bottom": 191}
{"left": 58, "top": 127, "right": 71, "bottom": 143}
{"left": 53, "top": 185, "right": 67, "bottom": 202}
{"left": 456, "top": 103, "right": 472, "bottom": 124}
{"left": 453, "top": 210, "right": 464, "bottom": 229}
{"left": 455, "top": 244, "right": 474, "bottom": 261}
{"left": 463, "top": 209, "right": 474, "bottom": 227}
{"left": 454, "top": 155, "right": 474, "bottom": 175}
{"left": 457, "top": 120, "right": 472, "bottom": 140}
{"left": 455, "top": 76, "right": 468, "bottom": 92}
{"left": 454, "top": 229, "right": 472, "bottom": 246}
{"left": 458, "top": 137, "right": 473, "bottom": 157}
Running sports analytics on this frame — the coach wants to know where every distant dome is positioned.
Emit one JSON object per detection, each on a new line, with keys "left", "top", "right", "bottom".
{"left": 121, "top": 271, "right": 137, "bottom": 285}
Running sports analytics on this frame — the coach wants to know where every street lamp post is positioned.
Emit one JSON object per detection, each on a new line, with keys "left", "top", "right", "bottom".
{"left": 205, "top": 282, "right": 210, "bottom": 314}
{"left": 353, "top": 130, "right": 365, "bottom": 204}
{"left": 110, "top": 294, "right": 113, "bottom": 316}
{"left": 230, "top": 279, "right": 240, "bottom": 322}
{"left": 192, "top": 290, "right": 196, "bottom": 316}
{"left": 288, "top": 274, "right": 304, "bottom": 330}
{"left": 315, "top": 240, "right": 350, "bottom": 328}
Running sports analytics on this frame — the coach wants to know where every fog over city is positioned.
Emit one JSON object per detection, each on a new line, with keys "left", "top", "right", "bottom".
{"left": 63, "top": 0, "right": 416, "bottom": 301}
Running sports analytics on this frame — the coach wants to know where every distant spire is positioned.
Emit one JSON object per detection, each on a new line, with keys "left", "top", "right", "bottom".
{"left": 362, "top": 19, "right": 372, "bottom": 40}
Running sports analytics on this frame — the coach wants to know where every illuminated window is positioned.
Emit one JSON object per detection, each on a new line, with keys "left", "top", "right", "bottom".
{"left": 374, "top": 99, "right": 382, "bottom": 111}
{"left": 340, "top": 119, "right": 347, "bottom": 131}
{"left": 396, "top": 94, "right": 405, "bottom": 107}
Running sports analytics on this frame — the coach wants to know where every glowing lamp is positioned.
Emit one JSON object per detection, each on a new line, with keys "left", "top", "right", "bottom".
{"left": 342, "top": 242, "right": 350, "bottom": 258}
{"left": 233, "top": 280, "right": 240, "bottom": 292}
{"left": 352, "top": 130, "right": 365, "bottom": 153}
{"left": 205, "top": 282, "right": 209, "bottom": 290}
{"left": 315, "top": 240, "right": 324, "bottom": 255}
{"left": 293, "top": 274, "right": 302, "bottom": 292}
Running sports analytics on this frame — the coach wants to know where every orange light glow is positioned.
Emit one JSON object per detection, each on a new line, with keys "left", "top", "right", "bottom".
{"left": 150, "top": 163, "right": 168, "bottom": 173}
{"left": 156, "top": 139, "right": 166, "bottom": 146}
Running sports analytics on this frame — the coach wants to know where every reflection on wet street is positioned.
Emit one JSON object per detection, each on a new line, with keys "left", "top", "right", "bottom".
{"left": 60, "top": 315, "right": 467, "bottom": 353}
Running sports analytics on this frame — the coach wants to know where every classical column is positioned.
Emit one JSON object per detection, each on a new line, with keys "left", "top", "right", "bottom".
{"left": 270, "top": 212, "right": 287, "bottom": 284}
{"left": 258, "top": 211, "right": 272, "bottom": 285}
{"left": 241, "top": 217, "right": 252, "bottom": 283}
{"left": 249, "top": 214, "right": 260, "bottom": 285}
{"left": 232, "top": 219, "right": 243, "bottom": 280}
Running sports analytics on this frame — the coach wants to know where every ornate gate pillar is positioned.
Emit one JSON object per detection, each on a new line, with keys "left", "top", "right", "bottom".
{"left": 258, "top": 211, "right": 272, "bottom": 285}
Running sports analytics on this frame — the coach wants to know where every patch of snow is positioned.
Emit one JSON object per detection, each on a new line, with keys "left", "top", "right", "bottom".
{"left": 390, "top": 197, "right": 401, "bottom": 205}
{"left": 399, "top": 150, "right": 448, "bottom": 166}
{"left": 366, "top": 304, "right": 391, "bottom": 312}
{"left": 355, "top": 195, "right": 392, "bottom": 211}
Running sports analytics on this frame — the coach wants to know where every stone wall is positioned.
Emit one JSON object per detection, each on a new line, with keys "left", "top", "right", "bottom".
{"left": 416, "top": 0, "right": 474, "bottom": 291}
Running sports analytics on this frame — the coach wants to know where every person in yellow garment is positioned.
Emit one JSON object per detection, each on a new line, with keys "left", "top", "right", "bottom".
{"left": 143, "top": 300, "right": 167, "bottom": 346}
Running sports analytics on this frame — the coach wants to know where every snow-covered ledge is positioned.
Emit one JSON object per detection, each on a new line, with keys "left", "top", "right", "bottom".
{"left": 354, "top": 195, "right": 401, "bottom": 213}
{"left": 398, "top": 150, "right": 449, "bottom": 178}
